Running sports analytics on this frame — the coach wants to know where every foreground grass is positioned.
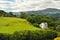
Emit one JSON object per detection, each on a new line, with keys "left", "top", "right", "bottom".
{"left": 0, "top": 17, "right": 39, "bottom": 34}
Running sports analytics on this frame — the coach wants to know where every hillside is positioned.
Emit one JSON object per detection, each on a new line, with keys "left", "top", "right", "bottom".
{"left": 0, "top": 8, "right": 60, "bottom": 18}
{"left": 26, "top": 8, "right": 60, "bottom": 18}
{"left": 0, "top": 17, "right": 39, "bottom": 34}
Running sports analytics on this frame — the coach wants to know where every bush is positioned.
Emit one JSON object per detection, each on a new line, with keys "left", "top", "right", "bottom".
{"left": 0, "top": 29, "right": 57, "bottom": 40}
{"left": 57, "top": 32, "right": 60, "bottom": 37}
{"left": 56, "top": 25, "right": 60, "bottom": 32}
{"left": 0, "top": 33, "right": 11, "bottom": 40}
{"left": 12, "top": 29, "right": 57, "bottom": 40}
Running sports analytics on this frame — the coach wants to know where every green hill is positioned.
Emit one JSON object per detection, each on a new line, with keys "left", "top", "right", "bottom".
{"left": 26, "top": 8, "right": 60, "bottom": 18}
{"left": 0, "top": 17, "right": 39, "bottom": 34}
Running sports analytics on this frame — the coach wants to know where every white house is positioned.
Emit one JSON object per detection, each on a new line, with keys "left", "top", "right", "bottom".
{"left": 39, "top": 22, "right": 48, "bottom": 29}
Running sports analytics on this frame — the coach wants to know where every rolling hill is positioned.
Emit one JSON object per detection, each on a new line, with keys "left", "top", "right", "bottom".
{"left": 26, "top": 8, "right": 60, "bottom": 18}
{"left": 0, "top": 17, "right": 39, "bottom": 34}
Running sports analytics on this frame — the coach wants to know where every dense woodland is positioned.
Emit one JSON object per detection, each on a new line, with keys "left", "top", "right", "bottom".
{"left": 0, "top": 10, "right": 60, "bottom": 40}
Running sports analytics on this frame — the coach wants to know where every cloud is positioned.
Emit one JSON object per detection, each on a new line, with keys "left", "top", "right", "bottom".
{"left": 0, "top": 0, "right": 60, "bottom": 12}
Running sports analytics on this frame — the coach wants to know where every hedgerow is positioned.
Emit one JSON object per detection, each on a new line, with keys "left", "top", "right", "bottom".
{"left": 0, "top": 29, "right": 57, "bottom": 40}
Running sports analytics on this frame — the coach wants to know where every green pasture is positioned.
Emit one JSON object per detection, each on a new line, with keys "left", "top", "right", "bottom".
{"left": 0, "top": 17, "right": 39, "bottom": 34}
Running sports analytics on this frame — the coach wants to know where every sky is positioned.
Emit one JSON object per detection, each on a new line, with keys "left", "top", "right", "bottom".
{"left": 0, "top": 0, "right": 60, "bottom": 12}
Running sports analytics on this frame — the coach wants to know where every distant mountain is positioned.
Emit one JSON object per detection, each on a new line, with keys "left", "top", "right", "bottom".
{"left": 25, "top": 8, "right": 60, "bottom": 18}
{"left": 10, "top": 8, "right": 60, "bottom": 18}
{"left": 12, "top": 12, "right": 20, "bottom": 15}
{"left": 40, "top": 8, "right": 60, "bottom": 12}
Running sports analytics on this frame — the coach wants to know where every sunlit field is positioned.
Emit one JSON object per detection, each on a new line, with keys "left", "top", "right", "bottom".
{"left": 0, "top": 17, "right": 39, "bottom": 34}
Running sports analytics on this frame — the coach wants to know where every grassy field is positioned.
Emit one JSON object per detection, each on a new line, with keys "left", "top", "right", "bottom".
{"left": 0, "top": 17, "right": 39, "bottom": 34}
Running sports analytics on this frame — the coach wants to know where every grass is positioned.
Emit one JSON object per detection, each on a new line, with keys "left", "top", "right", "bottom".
{"left": 0, "top": 17, "right": 39, "bottom": 34}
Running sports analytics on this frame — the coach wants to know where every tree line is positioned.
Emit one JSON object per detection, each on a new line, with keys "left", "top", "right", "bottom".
{"left": 0, "top": 10, "right": 16, "bottom": 17}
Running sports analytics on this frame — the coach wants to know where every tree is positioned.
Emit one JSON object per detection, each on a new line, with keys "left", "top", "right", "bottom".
{"left": 8, "top": 12, "right": 13, "bottom": 17}
{"left": 20, "top": 12, "right": 27, "bottom": 19}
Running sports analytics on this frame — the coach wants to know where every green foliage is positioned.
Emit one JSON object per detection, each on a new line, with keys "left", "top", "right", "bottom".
{"left": 0, "top": 33, "right": 11, "bottom": 40}
{"left": 57, "top": 32, "right": 60, "bottom": 37}
{"left": 27, "top": 15, "right": 56, "bottom": 27}
{"left": 0, "top": 10, "right": 16, "bottom": 17}
{"left": 8, "top": 12, "right": 14, "bottom": 17}
{"left": 20, "top": 12, "right": 27, "bottom": 19}
{"left": 0, "top": 29, "right": 57, "bottom": 40}
{"left": 56, "top": 25, "right": 60, "bottom": 32}
{"left": 0, "top": 10, "right": 8, "bottom": 17}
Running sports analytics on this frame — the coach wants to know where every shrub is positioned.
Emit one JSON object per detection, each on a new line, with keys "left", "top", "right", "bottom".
{"left": 0, "top": 33, "right": 11, "bottom": 40}
{"left": 56, "top": 25, "right": 60, "bottom": 32}
{"left": 12, "top": 29, "right": 57, "bottom": 40}
{"left": 57, "top": 32, "right": 60, "bottom": 37}
{"left": 0, "top": 29, "right": 57, "bottom": 40}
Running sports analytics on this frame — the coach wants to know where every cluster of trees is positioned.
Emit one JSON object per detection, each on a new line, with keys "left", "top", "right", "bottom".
{"left": 20, "top": 12, "right": 60, "bottom": 31}
{"left": 20, "top": 12, "right": 27, "bottom": 19}
{"left": 26, "top": 14, "right": 60, "bottom": 29}
{"left": 0, "top": 30, "right": 57, "bottom": 40}
{"left": 0, "top": 10, "right": 16, "bottom": 17}
{"left": 27, "top": 15, "right": 54, "bottom": 25}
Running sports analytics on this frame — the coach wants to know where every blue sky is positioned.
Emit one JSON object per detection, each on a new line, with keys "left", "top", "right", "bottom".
{"left": 0, "top": 0, "right": 60, "bottom": 12}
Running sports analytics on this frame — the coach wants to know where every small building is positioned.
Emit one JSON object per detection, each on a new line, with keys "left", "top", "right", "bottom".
{"left": 39, "top": 22, "right": 48, "bottom": 29}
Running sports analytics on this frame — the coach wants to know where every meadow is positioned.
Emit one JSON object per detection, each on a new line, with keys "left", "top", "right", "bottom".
{"left": 0, "top": 17, "right": 39, "bottom": 34}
